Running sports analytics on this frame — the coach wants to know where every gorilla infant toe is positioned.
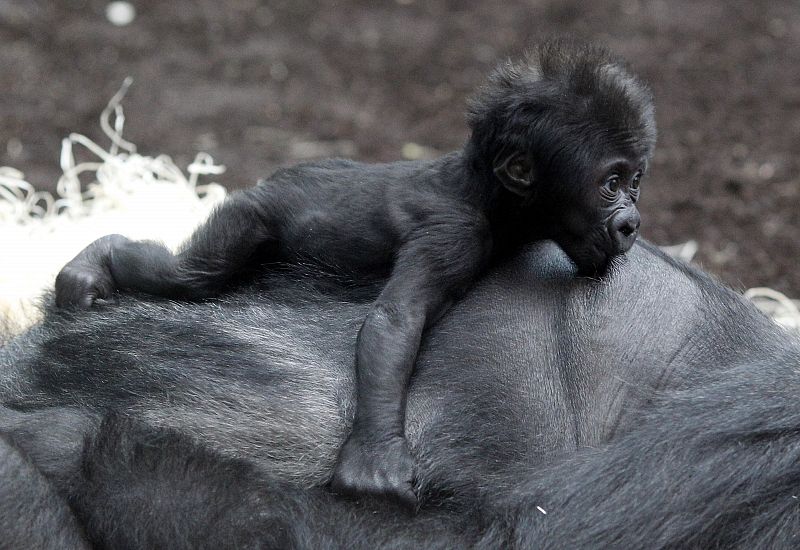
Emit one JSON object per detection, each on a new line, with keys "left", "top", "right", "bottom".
{"left": 55, "top": 265, "right": 115, "bottom": 309}
{"left": 55, "top": 234, "right": 127, "bottom": 308}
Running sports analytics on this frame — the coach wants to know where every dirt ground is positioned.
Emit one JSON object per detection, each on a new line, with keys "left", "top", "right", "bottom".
{"left": 1, "top": 0, "right": 799, "bottom": 295}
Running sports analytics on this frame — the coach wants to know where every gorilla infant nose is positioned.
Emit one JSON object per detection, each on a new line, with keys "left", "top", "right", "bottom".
{"left": 609, "top": 210, "right": 641, "bottom": 253}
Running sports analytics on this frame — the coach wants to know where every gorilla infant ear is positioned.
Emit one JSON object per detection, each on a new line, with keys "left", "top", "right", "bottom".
{"left": 494, "top": 152, "right": 536, "bottom": 197}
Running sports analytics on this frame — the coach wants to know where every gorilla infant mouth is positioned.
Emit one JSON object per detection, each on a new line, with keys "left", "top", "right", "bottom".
{"left": 556, "top": 225, "right": 636, "bottom": 277}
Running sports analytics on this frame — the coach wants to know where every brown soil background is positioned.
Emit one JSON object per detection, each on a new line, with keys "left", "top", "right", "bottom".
{"left": 2, "top": 0, "right": 799, "bottom": 295}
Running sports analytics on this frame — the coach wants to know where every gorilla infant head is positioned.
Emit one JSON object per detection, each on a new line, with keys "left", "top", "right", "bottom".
{"left": 468, "top": 40, "right": 657, "bottom": 274}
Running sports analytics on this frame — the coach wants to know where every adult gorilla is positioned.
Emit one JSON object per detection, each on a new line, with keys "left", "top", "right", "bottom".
{"left": 1, "top": 240, "right": 799, "bottom": 548}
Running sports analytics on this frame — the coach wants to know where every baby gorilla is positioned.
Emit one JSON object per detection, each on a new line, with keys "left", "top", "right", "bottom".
{"left": 56, "top": 40, "right": 656, "bottom": 507}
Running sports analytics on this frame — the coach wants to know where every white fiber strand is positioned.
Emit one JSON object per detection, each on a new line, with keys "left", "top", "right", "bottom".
{"left": 0, "top": 80, "right": 227, "bottom": 329}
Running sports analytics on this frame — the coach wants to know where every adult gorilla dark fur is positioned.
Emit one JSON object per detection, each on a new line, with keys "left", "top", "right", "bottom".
{"left": 2, "top": 240, "right": 800, "bottom": 548}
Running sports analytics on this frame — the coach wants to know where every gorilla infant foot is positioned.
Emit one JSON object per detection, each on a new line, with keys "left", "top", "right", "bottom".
{"left": 330, "top": 432, "right": 417, "bottom": 509}
{"left": 55, "top": 234, "right": 129, "bottom": 309}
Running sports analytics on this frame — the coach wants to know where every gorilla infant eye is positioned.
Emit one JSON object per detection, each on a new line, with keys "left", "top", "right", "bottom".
{"left": 631, "top": 171, "right": 643, "bottom": 189}
{"left": 604, "top": 174, "right": 621, "bottom": 194}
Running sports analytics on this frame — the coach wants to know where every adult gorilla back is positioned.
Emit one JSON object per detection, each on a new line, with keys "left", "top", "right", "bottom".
{"left": 2, "top": 240, "right": 800, "bottom": 548}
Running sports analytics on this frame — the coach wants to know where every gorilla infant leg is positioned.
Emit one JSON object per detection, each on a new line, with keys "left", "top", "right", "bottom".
{"left": 56, "top": 186, "right": 280, "bottom": 306}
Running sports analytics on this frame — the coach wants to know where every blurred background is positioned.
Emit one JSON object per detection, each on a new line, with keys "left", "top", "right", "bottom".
{"left": 1, "top": 0, "right": 799, "bottom": 295}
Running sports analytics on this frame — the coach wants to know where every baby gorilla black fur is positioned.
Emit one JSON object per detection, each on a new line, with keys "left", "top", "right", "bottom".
{"left": 54, "top": 40, "right": 656, "bottom": 505}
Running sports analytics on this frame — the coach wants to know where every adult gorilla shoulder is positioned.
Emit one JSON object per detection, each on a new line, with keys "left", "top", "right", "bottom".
{"left": 2, "top": 241, "right": 800, "bottom": 547}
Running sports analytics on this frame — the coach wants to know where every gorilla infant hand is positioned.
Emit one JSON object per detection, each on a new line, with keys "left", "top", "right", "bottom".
{"left": 331, "top": 432, "right": 416, "bottom": 508}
